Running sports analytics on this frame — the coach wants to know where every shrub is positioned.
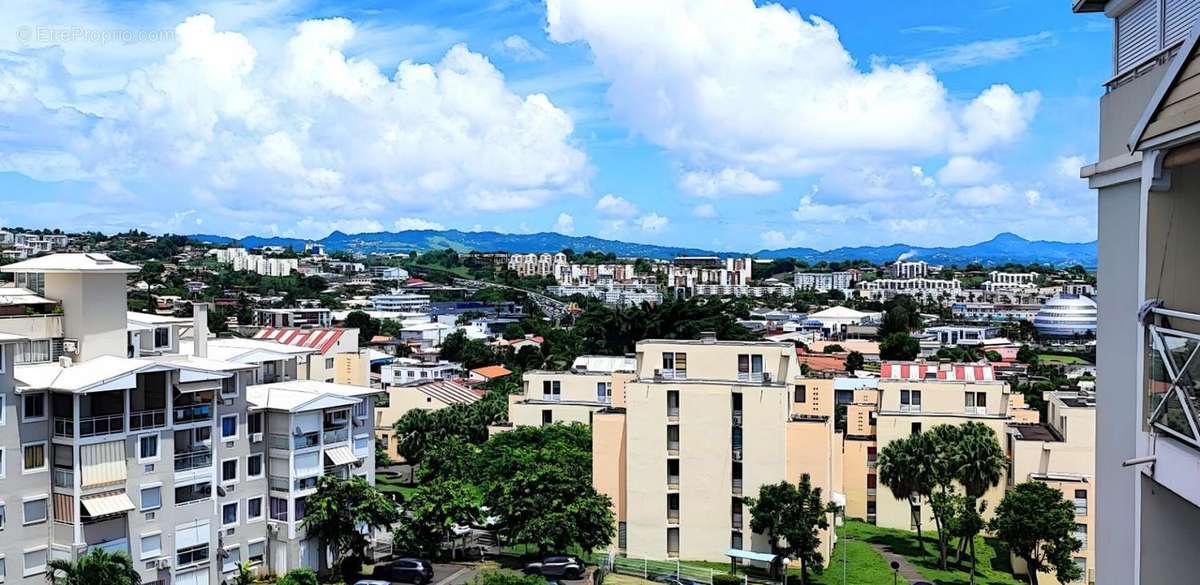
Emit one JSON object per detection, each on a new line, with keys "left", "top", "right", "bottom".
{"left": 471, "top": 570, "right": 550, "bottom": 585}
{"left": 278, "top": 568, "right": 319, "bottom": 585}
{"left": 713, "top": 573, "right": 743, "bottom": 585}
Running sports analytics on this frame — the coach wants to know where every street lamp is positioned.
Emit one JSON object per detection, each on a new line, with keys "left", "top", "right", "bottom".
{"left": 890, "top": 560, "right": 900, "bottom": 585}
{"left": 780, "top": 557, "right": 790, "bottom": 585}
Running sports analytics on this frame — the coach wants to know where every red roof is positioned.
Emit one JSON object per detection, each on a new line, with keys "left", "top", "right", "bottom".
{"left": 253, "top": 327, "right": 347, "bottom": 354}
{"left": 470, "top": 365, "right": 512, "bottom": 380}
{"left": 881, "top": 361, "right": 995, "bottom": 382}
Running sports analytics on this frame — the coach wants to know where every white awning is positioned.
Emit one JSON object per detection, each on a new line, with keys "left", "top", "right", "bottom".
{"left": 176, "top": 379, "right": 222, "bottom": 393}
{"left": 324, "top": 446, "right": 358, "bottom": 466}
{"left": 175, "top": 520, "right": 211, "bottom": 549}
{"left": 725, "top": 549, "right": 779, "bottom": 563}
{"left": 81, "top": 491, "right": 135, "bottom": 517}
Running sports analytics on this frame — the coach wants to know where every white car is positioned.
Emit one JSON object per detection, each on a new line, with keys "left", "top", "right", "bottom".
{"left": 354, "top": 581, "right": 393, "bottom": 585}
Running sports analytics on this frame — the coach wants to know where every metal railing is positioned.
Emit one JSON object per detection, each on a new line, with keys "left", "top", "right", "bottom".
{"left": 173, "top": 404, "right": 212, "bottom": 425}
{"left": 174, "top": 450, "right": 212, "bottom": 472}
{"left": 269, "top": 434, "right": 290, "bottom": 450}
{"left": 658, "top": 369, "right": 687, "bottom": 380}
{"left": 542, "top": 393, "right": 562, "bottom": 401}
{"left": 129, "top": 409, "right": 166, "bottom": 431}
{"left": 322, "top": 428, "right": 349, "bottom": 444}
{"left": 79, "top": 413, "right": 125, "bottom": 438}
{"left": 736, "top": 372, "right": 763, "bottom": 383}
{"left": 295, "top": 432, "right": 320, "bottom": 449}
{"left": 53, "top": 418, "right": 74, "bottom": 438}
{"left": 1145, "top": 305, "right": 1200, "bottom": 448}
{"left": 53, "top": 467, "right": 74, "bottom": 489}
{"left": 269, "top": 476, "right": 290, "bottom": 492}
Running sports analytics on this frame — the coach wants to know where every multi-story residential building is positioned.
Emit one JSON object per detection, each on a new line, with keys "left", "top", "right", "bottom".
{"left": 922, "top": 325, "right": 1004, "bottom": 346}
{"left": 0, "top": 286, "right": 65, "bottom": 365}
{"left": 691, "top": 282, "right": 796, "bottom": 298}
{"left": 870, "top": 362, "right": 1011, "bottom": 530}
{"left": 546, "top": 284, "right": 663, "bottom": 307}
{"left": 664, "top": 257, "right": 752, "bottom": 299}
{"left": 950, "top": 302, "right": 1041, "bottom": 323}
{"left": 793, "top": 272, "right": 854, "bottom": 292}
{"left": 0, "top": 254, "right": 380, "bottom": 585}
{"left": 1074, "top": 2, "right": 1200, "bottom": 582}
{"left": 253, "top": 308, "right": 333, "bottom": 329}
{"left": 380, "top": 358, "right": 461, "bottom": 386}
{"left": 984, "top": 271, "right": 1040, "bottom": 291}
{"left": 836, "top": 378, "right": 881, "bottom": 523}
{"left": 507, "top": 253, "right": 568, "bottom": 278}
{"left": 251, "top": 327, "right": 370, "bottom": 386}
{"left": 856, "top": 277, "right": 961, "bottom": 301}
{"left": 369, "top": 293, "right": 432, "bottom": 313}
{"left": 1007, "top": 390, "right": 1096, "bottom": 585}
{"left": 553, "top": 263, "right": 640, "bottom": 286}
{"left": 209, "top": 248, "right": 300, "bottom": 276}
{"left": 505, "top": 356, "right": 636, "bottom": 427}
{"left": 888, "top": 260, "right": 932, "bottom": 279}
{"left": 127, "top": 312, "right": 192, "bottom": 357}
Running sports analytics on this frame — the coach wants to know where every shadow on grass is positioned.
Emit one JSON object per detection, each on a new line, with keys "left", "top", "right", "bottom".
{"left": 857, "top": 533, "right": 1020, "bottom": 585}
{"left": 983, "top": 538, "right": 1014, "bottom": 574}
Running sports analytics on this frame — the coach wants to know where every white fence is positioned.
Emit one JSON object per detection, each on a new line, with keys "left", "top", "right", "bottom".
{"left": 604, "top": 553, "right": 749, "bottom": 585}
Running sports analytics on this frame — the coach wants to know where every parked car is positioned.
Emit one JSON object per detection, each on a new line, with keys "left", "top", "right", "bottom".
{"left": 523, "top": 556, "right": 585, "bottom": 578}
{"left": 354, "top": 581, "right": 393, "bottom": 585}
{"left": 372, "top": 558, "right": 434, "bottom": 584}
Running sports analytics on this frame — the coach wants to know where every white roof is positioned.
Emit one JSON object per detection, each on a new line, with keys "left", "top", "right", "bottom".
{"left": 0, "top": 253, "right": 138, "bottom": 273}
{"left": 15, "top": 355, "right": 167, "bottom": 393}
{"left": 247, "top": 379, "right": 378, "bottom": 413}
{"left": 0, "top": 287, "right": 55, "bottom": 305}
{"left": 127, "top": 311, "right": 191, "bottom": 325}
{"left": 0, "top": 332, "right": 27, "bottom": 343}
{"left": 149, "top": 354, "right": 258, "bottom": 373}
{"left": 571, "top": 355, "right": 636, "bottom": 373}
{"left": 808, "top": 306, "right": 870, "bottom": 320}
{"left": 178, "top": 337, "right": 318, "bottom": 363}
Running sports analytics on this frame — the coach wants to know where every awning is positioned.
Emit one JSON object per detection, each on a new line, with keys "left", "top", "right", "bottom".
{"left": 725, "top": 549, "right": 779, "bottom": 563}
{"left": 81, "top": 491, "right": 135, "bottom": 517}
{"left": 325, "top": 446, "right": 358, "bottom": 466}
{"left": 176, "top": 379, "right": 222, "bottom": 393}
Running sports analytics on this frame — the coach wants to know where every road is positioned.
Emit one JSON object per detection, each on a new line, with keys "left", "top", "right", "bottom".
{"left": 451, "top": 277, "right": 568, "bottom": 318}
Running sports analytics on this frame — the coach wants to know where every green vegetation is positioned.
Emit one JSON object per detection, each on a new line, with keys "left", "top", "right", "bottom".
{"left": 810, "top": 528, "right": 909, "bottom": 585}
{"left": 471, "top": 570, "right": 552, "bottom": 585}
{"left": 277, "top": 568, "right": 319, "bottom": 585}
{"left": 45, "top": 548, "right": 142, "bottom": 585}
{"left": 838, "top": 520, "right": 1021, "bottom": 585}
{"left": 300, "top": 475, "right": 400, "bottom": 584}
{"left": 1035, "top": 354, "right": 1088, "bottom": 365}
{"left": 990, "top": 483, "right": 1083, "bottom": 585}
{"left": 745, "top": 475, "right": 836, "bottom": 583}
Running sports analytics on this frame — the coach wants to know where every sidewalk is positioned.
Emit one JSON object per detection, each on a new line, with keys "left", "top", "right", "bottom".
{"left": 866, "top": 543, "right": 925, "bottom": 583}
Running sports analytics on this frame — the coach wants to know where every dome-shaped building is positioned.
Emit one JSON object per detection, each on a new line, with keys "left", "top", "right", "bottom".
{"left": 1033, "top": 293, "right": 1098, "bottom": 338}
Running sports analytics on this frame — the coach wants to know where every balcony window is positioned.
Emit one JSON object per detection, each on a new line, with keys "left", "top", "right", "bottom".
{"left": 900, "top": 390, "right": 922, "bottom": 413}
{"left": 667, "top": 528, "right": 680, "bottom": 557}
{"left": 737, "top": 354, "right": 763, "bottom": 382}
{"left": 661, "top": 352, "right": 687, "bottom": 379}
{"left": 270, "top": 497, "right": 289, "bottom": 521}
{"left": 667, "top": 391, "right": 680, "bottom": 419}
{"left": 667, "top": 459, "right": 680, "bottom": 487}
{"left": 667, "top": 493, "right": 680, "bottom": 522}
{"left": 140, "top": 486, "right": 161, "bottom": 511}
{"left": 597, "top": 382, "right": 611, "bottom": 403}
{"left": 667, "top": 425, "right": 680, "bottom": 454}
{"left": 1146, "top": 313, "right": 1200, "bottom": 445}
{"left": 176, "top": 544, "right": 208, "bottom": 567}
{"left": 542, "top": 380, "right": 561, "bottom": 401}
{"left": 1074, "top": 489, "right": 1088, "bottom": 516}
{"left": 965, "top": 392, "right": 987, "bottom": 415}
{"left": 175, "top": 482, "right": 212, "bottom": 506}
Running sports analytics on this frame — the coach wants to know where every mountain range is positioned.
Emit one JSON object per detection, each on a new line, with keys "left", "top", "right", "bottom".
{"left": 188, "top": 230, "right": 1097, "bottom": 268}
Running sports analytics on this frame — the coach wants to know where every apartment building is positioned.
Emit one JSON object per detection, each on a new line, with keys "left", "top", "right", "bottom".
{"left": 691, "top": 282, "right": 796, "bottom": 298}
{"left": 507, "top": 253, "right": 568, "bottom": 278}
{"left": 1073, "top": 2, "right": 1200, "bottom": 579}
{"left": 856, "top": 277, "right": 961, "bottom": 301}
{"left": 1007, "top": 390, "right": 1096, "bottom": 585}
{"left": 251, "top": 327, "right": 370, "bottom": 386}
{"left": 380, "top": 358, "right": 461, "bottom": 386}
{"left": 0, "top": 286, "right": 65, "bottom": 365}
{"left": 888, "top": 260, "right": 931, "bottom": 279}
{"left": 553, "top": 263, "right": 641, "bottom": 286}
{"left": 922, "top": 325, "right": 1004, "bottom": 347}
{"left": 870, "top": 362, "right": 1011, "bottom": 530}
{"left": 506, "top": 356, "right": 636, "bottom": 427}
{"left": 0, "top": 254, "right": 380, "bottom": 585}
{"left": 836, "top": 378, "right": 881, "bottom": 523}
{"left": 793, "top": 272, "right": 854, "bottom": 292}
{"left": 984, "top": 271, "right": 1040, "bottom": 291}
{"left": 369, "top": 293, "right": 432, "bottom": 313}
{"left": 209, "top": 248, "right": 299, "bottom": 277}
{"left": 253, "top": 308, "right": 334, "bottom": 329}
{"left": 664, "top": 257, "right": 752, "bottom": 299}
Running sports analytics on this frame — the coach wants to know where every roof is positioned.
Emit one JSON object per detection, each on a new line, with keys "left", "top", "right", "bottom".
{"left": 881, "top": 361, "right": 996, "bottom": 382}
{"left": 247, "top": 379, "right": 378, "bottom": 412}
{"left": 16, "top": 355, "right": 166, "bottom": 393}
{"left": 179, "top": 337, "right": 319, "bottom": 362}
{"left": 725, "top": 549, "right": 778, "bottom": 563}
{"left": 809, "top": 340, "right": 880, "bottom": 355}
{"left": 0, "top": 253, "right": 138, "bottom": 274}
{"left": 834, "top": 377, "right": 879, "bottom": 391}
{"left": 808, "top": 306, "right": 869, "bottom": 320}
{"left": 126, "top": 311, "right": 191, "bottom": 325}
{"left": 253, "top": 327, "right": 348, "bottom": 354}
{"left": 0, "top": 332, "right": 27, "bottom": 343}
{"left": 1010, "top": 423, "right": 1062, "bottom": 442}
{"left": 400, "top": 379, "right": 483, "bottom": 405}
{"left": 571, "top": 355, "right": 637, "bottom": 373}
{"left": 0, "top": 287, "right": 55, "bottom": 305}
{"left": 1131, "top": 22, "right": 1200, "bottom": 151}
{"left": 470, "top": 365, "right": 512, "bottom": 379}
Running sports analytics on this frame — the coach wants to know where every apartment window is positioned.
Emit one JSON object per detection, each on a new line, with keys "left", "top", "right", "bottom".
{"left": 0, "top": 555, "right": 5, "bottom": 581}
{"left": 140, "top": 486, "right": 162, "bottom": 511}
{"left": 222, "top": 502, "right": 238, "bottom": 527}
{"left": 909, "top": 504, "right": 921, "bottom": 531}
{"left": 731, "top": 532, "right": 743, "bottom": 550}
{"left": 21, "top": 393, "right": 46, "bottom": 422}
{"left": 737, "top": 354, "right": 764, "bottom": 381}
{"left": 667, "top": 459, "right": 680, "bottom": 486}
{"left": 597, "top": 382, "right": 611, "bottom": 403}
{"left": 0, "top": 394, "right": 6, "bottom": 425}
{"left": 866, "top": 500, "right": 877, "bottom": 517}
{"left": 666, "top": 527, "right": 680, "bottom": 557}
{"left": 221, "top": 458, "right": 238, "bottom": 484}
{"left": 247, "top": 454, "right": 264, "bottom": 479}
{"left": 900, "top": 389, "right": 922, "bottom": 412}
{"left": 295, "top": 496, "right": 307, "bottom": 522}
{"left": 175, "top": 482, "right": 212, "bottom": 506}
{"left": 223, "top": 545, "right": 242, "bottom": 574}
{"left": 911, "top": 422, "right": 922, "bottom": 435}
{"left": 1074, "top": 490, "right": 1088, "bottom": 516}
{"left": 138, "top": 435, "right": 159, "bottom": 462}
{"left": 221, "top": 377, "right": 238, "bottom": 398}
{"left": 15, "top": 340, "right": 51, "bottom": 365}
{"left": 325, "top": 358, "right": 335, "bottom": 369}
{"left": 662, "top": 352, "right": 687, "bottom": 378}
{"left": 22, "top": 443, "right": 46, "bottom": 473}
{"left": 22, "top": 546, "right": 47, "bottom": 577}
{"left": 1075, "top": 523, "right": 1087, "bottom": 550}
{"left": 140, "top": 533, "right": 162, "bottom": 560}
{"left": 965, "top": 392, "right": 987, "bottom": 414}
{"left": 667, "top": 493, "right": 680, "bottom": 520}
{"left": 667, "top": 390, "right": 680, "bottom": 418}
{"left": 541, "top": 410, "right": 553, "bottom": 426}
{"left": 542, "top": 380, "right": 561, "bottom": 401}
{"left": 153, "top": 327, "right": 170, "bottom": 349}
{"left": 667, "top": 425, "right": 680, "bottom": 453}
{"left": 270, "top": 497, "right": 289, "bottom": 521}
{"left": 22, "top": 497, "right": 47, "bottom": 525}
{"left": 247, "top": 540, "right": 265, "bottom": 565}
{"left": 248, "top": 413, "right": 263, "bottom": 435}
{"left": 176, "top": 544, "right": 208, "bottom": 567}
{"left": 220, "top": 414, "right": 238, "bottom": 439}
{"left": 794, "top": 384, "right": 807, "bottom": 403}
{"left": 247, "top": 497, "right": 264, "bottom": 522}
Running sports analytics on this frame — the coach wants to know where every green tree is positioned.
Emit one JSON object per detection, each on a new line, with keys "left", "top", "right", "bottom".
{"left": 744, "top": 475, "right": 834, "bottom": 583}
{"left": 947, "top": 423, "right": 1006, "bottom": 581}
{"left": 277, "top": 568, "right": 319, "bottom": 585}
{"left": 1016, "top": 345, "right": 1038, "bottom": 364}
{"left": 470, "top": 570, "right": 549, "bottom": 585}
{"left": 821, "top": 344, "right": 844, "bottom": 354}
{"left": 394, "top": 479, "right": 483, "bottom": 557}
{"left": 44, "top": 548, "right": 142, "bottom": 585}
{"left": 990, "top": 482, "right": 1083, "bottom": 585}
{"left": 232, "top": 560, "right": 256, "bottom": 585}
{"left": 844, "top": 351, "right": 864, "bottom": 372}
{"left": 503, "top": 323, "right": 526, "bottom": 340}
{"left": 344, "top": 310, "right": 381, "bottom": 344}
{"left": 877, "top": 433, "right": 938, "bottom": 555}
{"left": 393, "top": 408, "right": 438, "bottom": 463}
{"left": 301, "top": 476, "right": 401, "bottom": 583}
{"left": 879, "top": 332, "right": 920, "bottom": 360}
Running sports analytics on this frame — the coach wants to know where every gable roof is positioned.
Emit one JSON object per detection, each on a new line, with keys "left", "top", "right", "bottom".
{"left": 400, "top": 379, "right": 483, "bottom": 405}
{"left": 880, "top": 361, "right": 995, "bottom": 382}
{"left": 252, "top": 327, "right": 348, "bottom": 354}
{"left": 1131, "top": 23, "right": 1200, "bottom": 151}
{"left": 247, "top": 379, "right": 378, "bottom": 412}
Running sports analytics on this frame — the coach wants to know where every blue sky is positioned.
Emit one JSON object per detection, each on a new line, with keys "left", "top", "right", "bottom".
{"left": 0, "top": 0, "right": 1108, "bottom": 251}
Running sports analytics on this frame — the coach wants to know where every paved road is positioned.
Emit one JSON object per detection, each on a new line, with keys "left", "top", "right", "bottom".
{"left": 867, "top": 543, "right": 926, "bottom": 584}
{"left": 451, "top": 277, "right": 568, "bottom": 318}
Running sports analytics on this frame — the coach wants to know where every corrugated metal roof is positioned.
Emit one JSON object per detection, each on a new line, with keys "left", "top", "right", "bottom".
{"left": 404, "top": 380, "right": 482, "bottom": 405}
{"left": 880, "top": 362, "right": 995, "bottom": 382}
{"left": 253, "top": 327, "right": 347, "bottom": 354}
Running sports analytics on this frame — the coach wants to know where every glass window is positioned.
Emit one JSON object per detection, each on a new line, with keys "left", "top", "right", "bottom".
{"left": 325, "top": 358, "right": 335, "bottom": 369}
{"left": 222, "top": 502, "right": 238, "bottom": 526}
{"left": 140, "top": 486, "right": 162, "bottom": 511}
{"left": 248, "top": 541, "right": 265, "bottom": 565}
{"left": 295, "top": 497, "right": 307, "bottom": 521}
{"left": 222, "top": 459, "right": 238, "bottom": 483}
{"left": 221, "top": 415, "right": 237, "bottom": 438}
{"left": 139, "top": 435, "right": 159, "bottom": 460}
{"left": 0, "top": 555, "right": 5, "bottom": 580}
{"left": 141, "top": 534, "right": 162, "bottom": 560}
{"left": 597, "top": 382, "right": 611, "bottom": 403}
{"left": 223, "top": 546, "right": 241, "bottom": 573}
{"left": 794, "top": 385, "right": 807, "bottom": 403}
{"left": 247, "top": 497, "right": 263, "bottom": 521}
{"left": 0, "top": 503, "right": 6, "bottom": 529}
{"left": 247, "top": 455, "right": 263, "bottom": 479}
{"left": 270, "top": 497, "right": 288, "bottom": 521}
{"left": 22, "top": 443, "right": 46, "bottom": 472}
{"left": 248, "top": 413, "right": 263, "bottom": 435}
{"left": 23, "top": 498, "right": 48, "bottom": 525}
{"left": 22, "top": 394, "right": 46, "bottom": 421}
{"left": 154, "top": 327, "right": 170, "bottom": 348}
{"left": 23, "top": 547, "right": 47, "bottom": 576}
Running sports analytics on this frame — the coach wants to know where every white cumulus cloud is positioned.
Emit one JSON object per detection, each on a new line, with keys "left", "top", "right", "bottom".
{"left": 936, "top": 156, "right": 1000, "bottom": 187}
{"left": 394, "top": 218, "right": 446, "bottom": 231}
{"left": 679, "top": 168, "right": 781, "bottom": 197}
{"left": 637, "top": 213, "right": 669, "bottom": 232}
{"left": 594, "top": 193, "right": 639, "bottom": 217}
{"left": 554, "top": 212, "right": 576, "bottom": 234}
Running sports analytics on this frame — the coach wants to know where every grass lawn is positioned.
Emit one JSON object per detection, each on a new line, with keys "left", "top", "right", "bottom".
{"left": 842, "top": 521, "right": 1024, "bottom": 585}
{"left": 1036, "top": 354, "right": 1090, "bottom": 365}
{"left": 375, "top": 471, "right": 418, "bottom": 498}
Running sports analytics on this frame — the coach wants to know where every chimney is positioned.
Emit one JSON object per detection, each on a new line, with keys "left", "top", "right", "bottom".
{"left": 193, "top": 303, "right": 209, "bottom": 358}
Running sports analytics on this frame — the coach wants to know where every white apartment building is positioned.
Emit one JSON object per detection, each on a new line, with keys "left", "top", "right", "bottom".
{"left": 380, "top": 358, "right": 461, "bottom": 386}
{"left": 369, "top": 293, "right": 431, "bottom": 313}
{"left": 857, "top": 277, "right": 961, "bottom": 301}
{"left": 1074, "top": 1, "right": 1200, "bottom": 583}
{"left": 986, "top": 271, "right": 1040, "bottom": 288}
{"left": 253, "top": 308, "right": 334, "bottom": 329}
{"left": 507, "top": 253, "right": 568, "bottom": 278}
{"left": 209, "top": 248, "right": 299, "bottom": 277}
{"left": 922, "top": 325, "right": 1004, "bottom": 346}
{"left": 665, "top": 257, "right": 752, "bottom": 299}
{"left": 0, "top": 254, "right": 380, "bottom": 585}
{"left": 793, "top": 272, "right": 854, "bottom": 292}
{"left": 547, "top": 284, "right": 663, "bottom": 307}
{"left": 889, "top": 260, "right": 932, "bottom": 279}
{"left": 553, "top": 263, "right": 641, "bottom": 286}
{"left": 691, "top": 283, "right": 796, "bottom": 298}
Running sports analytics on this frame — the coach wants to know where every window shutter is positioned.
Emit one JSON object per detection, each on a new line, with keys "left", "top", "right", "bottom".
{"left": 1118, "top": 0, "right": 1163, "bottom": 73}
{"left": 1166, "top": 0, "right": 1200, "bottom": 46}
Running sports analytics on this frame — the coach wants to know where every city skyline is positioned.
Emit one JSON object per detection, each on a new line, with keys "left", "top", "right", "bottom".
{"left": 0, "top": 1, "right": 1106, "bottom": 250}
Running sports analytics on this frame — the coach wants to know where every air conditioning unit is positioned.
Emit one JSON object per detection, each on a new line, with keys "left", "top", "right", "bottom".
{"left": 267, "top": 523, "right": 280, "bottom": 536}
{"left": 250, "top": 432, "right": 263, "bottom": 443}
{"left": 227, "top": 484, "right": 236, "bottom": 493}
{"left": 145, "top": 512, "right": 156, "bottom": 521}
{"left": 221, "top": 399, "right": 234, "bottom": 406}
{"left": 155, "top": 558, "right": 172, "bottom": 570}
{"left": 225, "top": 527, "right": 236, "bottom": 537}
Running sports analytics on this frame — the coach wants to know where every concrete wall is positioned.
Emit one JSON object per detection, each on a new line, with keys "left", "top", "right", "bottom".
{"left": 841, "top": 439, "right": 873, "bottom": 520}
{"left": 44, "top": 273, "right": 128, "bottom": 361}
{"left": 1139, "top": 473, "right": 1200, "bottom": 585}
{"left": 592, "top": 411, "right": 627, "bottom": 543}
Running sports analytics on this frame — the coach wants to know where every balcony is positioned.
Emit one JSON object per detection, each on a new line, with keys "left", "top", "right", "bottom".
{"left": 174, "top": 450, "right": 212, "bottom": 472}
{"left": 323, "top": 428, "right": 349, "bottom": 445}
{"left": 269, "top": 433, "right": 290, "bottom": 450}
{"left": 1145, "top": 306, "right": 1200, "bottom": 448}
{"left": 173, "top": 404, "right": 212, "bottom": 425}
{"left": 269, "top": 475, "right": 290, "bottom": 492}
{"left": 324, "top": 465, "right": 350, "bottom": 481}
{"left": 736, "top": 372, "right": 763, "bottom": 383}
{"left": 732, "top": 478, "right": 743, "bottom": 496}
{"left": 658, "top": 369, "right": 687, "bottom": 380}
{"left": 129, "top": 409, "right": 166, "bottom": 431}
{"left": 295, "top": 432, "right": 320, "bottom": 449}
{"left": 79, "top": 413, "right": 125, "bottom": 438}
{"left": 86, "top": 537, "right": 129, "bottom": 557}
{"left": 54, "top": 467, "right": 74, "bottom": 489}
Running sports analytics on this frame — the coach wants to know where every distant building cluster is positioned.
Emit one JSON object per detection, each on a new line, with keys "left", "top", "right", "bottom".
{"left": 0, "top": 230, "right": 70, "bottom": 259}
{"left": 208, "top": 247, "right": 299, "bottom": 276}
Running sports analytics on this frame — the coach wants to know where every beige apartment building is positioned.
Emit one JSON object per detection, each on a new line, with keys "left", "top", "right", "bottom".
{"left": 375, "top": 379, "right": 481, "bottom": 460}
{"left": 510, "top": 338, "right": 842, "bottom": 566}
{"left": 1008, "top": 390, "right": 1096, "bottom": 585}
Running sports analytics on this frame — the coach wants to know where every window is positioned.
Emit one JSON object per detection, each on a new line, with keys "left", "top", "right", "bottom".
{"left": 270, "top": 497, "right": 288, "bottom": 521}
{"left": 325, "top": 358, "right": 335, "bottom": 369}
{"left": 662, "top": 352, "right": 687, "bottom": 378}
{"left": 220, "top": 415, "right": 238, "bottom": 439}
{"left": 1074, "top": 490, "right": 1088, "bottom": 516}
{"left": 0, "top": 555, "right": 5, "bottom": 582}
{"left": 153, "top": 327, "right": 170, "bottom": 348}
{"left": 666, "top": 527, "right": 680, "bottom": 556}
{"left": 965, "top": 392, "right": 987, "bottom": 414}
{"left": 294, "top": 496, "right": 307, "bottom": 521}
{"left": 21, "top": 393, "right": 46, "bottom": 422}
{"left": 22, "top": 546, "right": 47, "bottom": 577}
{"left": 597, "top": 382, "right": 611, "bottom": 403}
{"left": 247, "top": 454, "right": 263, "bottom": 479}
{"left": 221, "top": 458, "right": 238, "bottom": 484}
{"left": 0, "top": 502, "right": 5, "bottom": 529}
{"left": 222, "top": 545, "right": 242, "bottom": 573}
{"left": 248, "top": 413, "right": 263, "bottom": 435}
{"left": 667, "top": 425, "right": 680, "bottom": 453}
{"left": 667, "top": 459, "right": 680, "bottom": 486}
{"left": 0, "top": 394, "right": 6, "bottom": 425}
{"left": 176, "top": 544, "right": 208, "bottom": 567}
{"left": 899, "top": 389, "right": 921, "bottom": 412}
{"left": 138, "top": 435, "right": 159, "bottom": 462}
{"left": 911, "top": 422, "right": 922, "bottom": 435}
{"left": 140, "top": 486, "right": 162, "bottom": 511}
{"left": 22, "top": 443, "right": 46, "bottom": 473}
{"left": 541, "top": 410, "right": 552, "bottom": 426}
{"left": 542, "top": 380, "right": 561, "bottom": 401}
{"left": 794, "top": 384, "right": 807, "bottom": 403}
{"left": 222, "top": 502, "right": 238, "bottom": 527}
{"left": 1075, "top": 523, "right": 1087, "bottom": 550}
{"left": 247, "top": 497, "right": 264, "bottom": 522}
{"left": 736, "top": 354, "right": 763, "bottom": 381}
{"left": 140, "top": 533, "right": 162, "bottom": 560}
{"left": 221, "top": 377, "right": 238, "bottom": 398}
{"left": 667, "top": 390, "right": 680, "bottom": 417}
{"left": 15, "top": 340, "right": 51, "bottom": 365}
{"left": 0, "top": 449, "right": 5, "bottom": 480}
{"left": 22, "top": 497, "right": 47, "bottom": 525}
{"left": 175, "top": 482, "right": 212, "bottom": 506}
{"left": 247, "top": 540, "right": 266, "bottom": 565}
{"left": 667, "top": 493, "right": 680, "bottom": 520}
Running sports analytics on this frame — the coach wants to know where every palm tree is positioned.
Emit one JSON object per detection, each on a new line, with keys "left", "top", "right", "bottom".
{"left": 45, "top": 548, "right": 141, "bottom": 585}
{"left": 876, "top": 434, "right": 937, "bottom": 555}
{"left": 950, "top": 422, "right": 1007, "bottom": 584}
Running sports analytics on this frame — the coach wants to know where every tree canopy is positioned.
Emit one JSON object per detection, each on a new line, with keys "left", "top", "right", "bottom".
{"left": 301, "top": 476, "right": 400, "bottom": 582}
{"left": 990, "top": 482, "right": 1083, "bottom": 585}
{"left": 45, "top": 548, "right": 142, "bottom": 585}
{"left": 744, "top": 475, "right": 834, "bottom": 583}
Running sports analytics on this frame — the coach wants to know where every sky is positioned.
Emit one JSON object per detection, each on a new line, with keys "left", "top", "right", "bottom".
{"left": 0, "top": 0, "right": 1109, "bottom": 251}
